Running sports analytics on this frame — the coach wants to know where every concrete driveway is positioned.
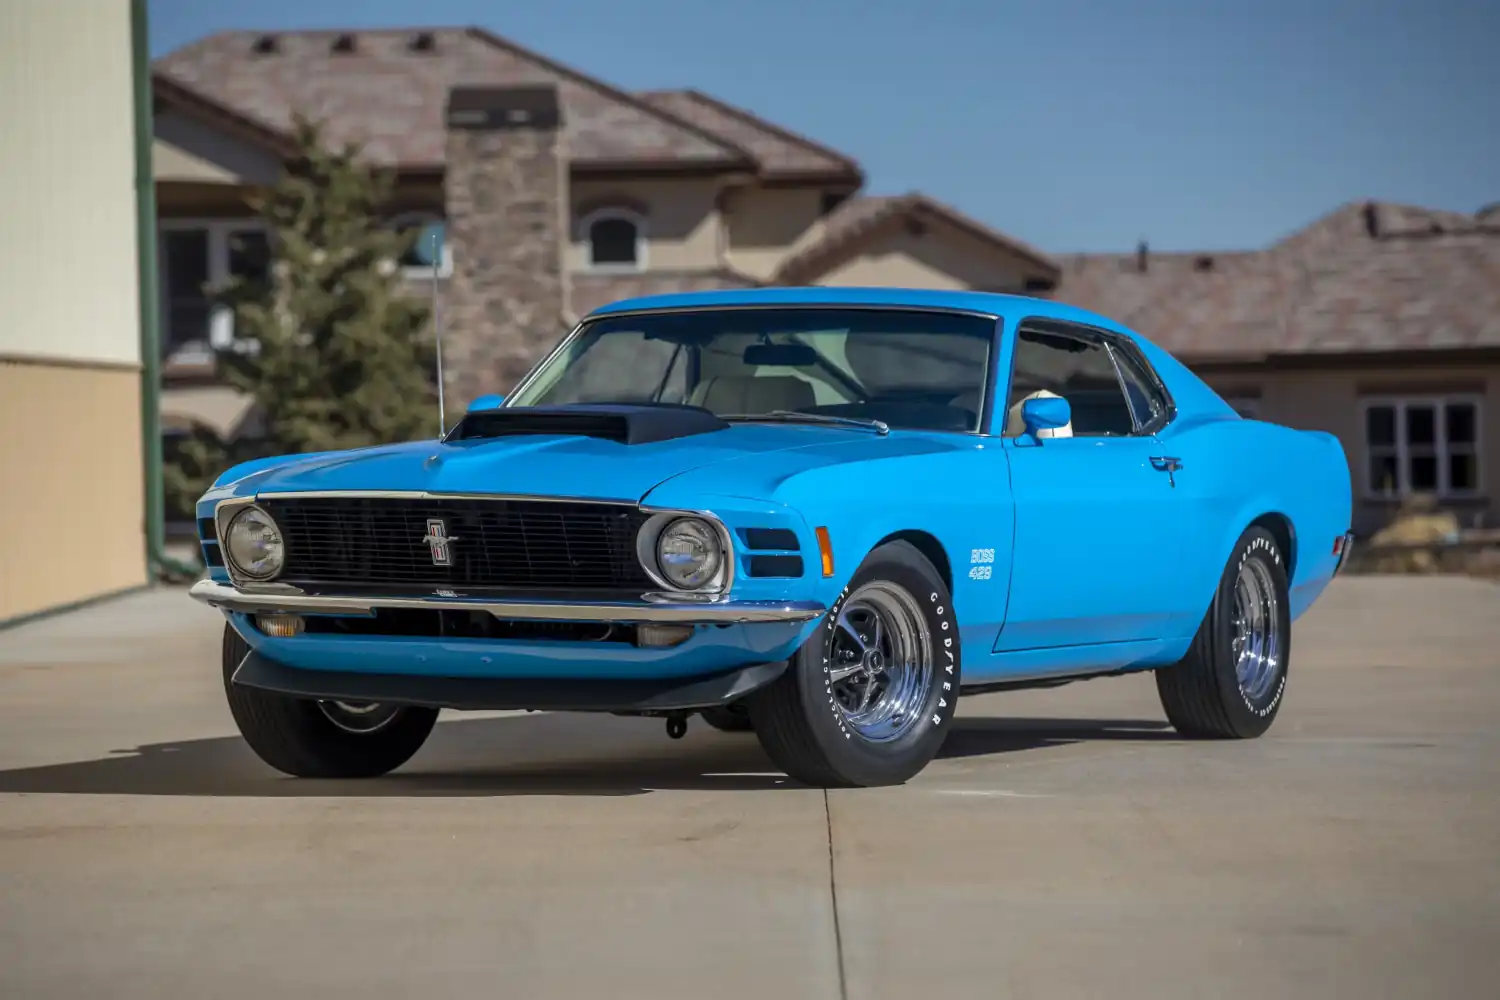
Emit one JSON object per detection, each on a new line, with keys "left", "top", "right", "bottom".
{"left": 1, "top": 577, "right": 1497, "bottom": 999}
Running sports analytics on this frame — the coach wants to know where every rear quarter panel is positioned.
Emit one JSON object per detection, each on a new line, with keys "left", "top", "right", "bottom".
{"left": 1157, "top": 414, "right": 1353, "bottom": 623}
{"left": 1116, "top": 332, "right": 1353, "bottom": 623}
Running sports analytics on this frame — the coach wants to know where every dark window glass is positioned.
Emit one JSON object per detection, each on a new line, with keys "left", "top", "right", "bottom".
{"left": 1410, "top": 454, "right": 1439, "bottom": 490}
{"left": 228, "top": 230, "right": 270, "bottom": 282}
{"left": 1447, "top": 402, "right": 1476, "bottom": 444}
{"left": 1111, "top": 345, "right": 1169, "bottom": 427}
{"left": 589, "top": 217, "right": 639, "bottom": 266}
{"left": 394, "top": 218, "right": 446, "bottom": 269}
{"left": 1368, "top": 453, "right": 1399, "bottom": 494}
{"left": 1365, "top": 405, "right": 1396, "bottom": 447}
{"left": 1007, "top": 328, "right": 1134, "bottom": 436}
{"left": 161, "top": 229, "right": 211, "bottom": 353}
{"left": 1449, "top": 453, "right": 1478, "bottom": 492}
{"left": 1405, "top": 404, "right": 1436, "bottom": 446}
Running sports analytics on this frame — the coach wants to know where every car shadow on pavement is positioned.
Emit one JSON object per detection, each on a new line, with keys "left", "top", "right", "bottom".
{"left": 0, "top": 712, "right": 1177, "bottom": 798}
{"left": 937, "top": 716, "right": 1178, "bottom": 760}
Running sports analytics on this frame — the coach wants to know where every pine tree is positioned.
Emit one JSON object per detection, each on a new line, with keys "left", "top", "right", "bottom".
{"left": 164, "top": 114, "right": 436, "bottom": 517}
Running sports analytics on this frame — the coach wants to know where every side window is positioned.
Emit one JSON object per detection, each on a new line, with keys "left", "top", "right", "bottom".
{"left": 1110, "top": 344, "right": 1170, "bottom": 429}
{"left": 1005, "top": 326, "right": 1136, "bottom": 437}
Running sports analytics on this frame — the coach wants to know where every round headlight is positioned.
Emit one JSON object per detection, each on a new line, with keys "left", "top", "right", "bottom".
{"left": 656, "top": 517, "right": 723, "bottom": 591}
{"left": 224, "top": 506, "right": 285, "bottom": 580}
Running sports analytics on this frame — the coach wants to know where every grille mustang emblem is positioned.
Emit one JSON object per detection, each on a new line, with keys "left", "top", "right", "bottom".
{"left": 422, "top": 518, "right": 459, "bottom": 566}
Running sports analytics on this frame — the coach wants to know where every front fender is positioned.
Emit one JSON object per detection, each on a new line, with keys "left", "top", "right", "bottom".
{"left": 644, "top": 443, "right": 1014, "bottom": 647}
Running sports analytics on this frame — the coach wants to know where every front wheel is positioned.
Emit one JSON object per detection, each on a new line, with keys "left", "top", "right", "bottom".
{"left": 221, "top": 624, "right": 439, "bottom": 778}
{"left": 1155, "top": 525, "right": 1291, "bottom": 738}
{"left": 747, "top": 540, "right": 961, "bottom": 787}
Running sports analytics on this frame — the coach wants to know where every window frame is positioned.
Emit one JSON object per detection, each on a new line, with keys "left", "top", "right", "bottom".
{"left": 579, "top": 207, "right": 648, "bottom": 272}
{"left": 386, "top": 211, "right": 452, "bottom": 279}
{"left": 157, "top": 217, "right": 272, "bottom": 359}
{"left": 1001, "top": 317, "right": 1176, "bottom": 439}
{"left": 1358, "top": 394, "right": 1483, "bottom": 500}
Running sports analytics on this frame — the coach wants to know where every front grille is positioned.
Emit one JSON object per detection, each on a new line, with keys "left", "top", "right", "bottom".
{"left": 302, "top": 610, "right": 634, "bottom": 643}
{"left": 260, "top": 496, "right": 654, "bottom": 592}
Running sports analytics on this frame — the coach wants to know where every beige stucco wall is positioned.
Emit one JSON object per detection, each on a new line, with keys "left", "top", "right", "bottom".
{"left": 724, "top": 187, "right": 827, "bottom": 280}
{"left": 813, "top": 224, "right": 1036, "bottom": 291}
{"left": 568, "top": 178, "right": 723, "bottom": 272}
{"left": 153, "top": 110, "right": 281, "bottom": 185}
{"left": 0, "top": 362, "right": 147, "bottom": 621}
{"left": 0, "top": 1, "right": 147, "bottom": 620}
{"left": 1207, "top": 365, "right": 1500, "bottom": 534}
{"left": 0, "top": 1, "right": 142, "bottom": 367}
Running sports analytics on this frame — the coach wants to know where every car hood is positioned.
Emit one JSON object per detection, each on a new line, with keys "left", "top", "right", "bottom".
{"left": 222, "top": 423, "right": 955, "bottom": 503}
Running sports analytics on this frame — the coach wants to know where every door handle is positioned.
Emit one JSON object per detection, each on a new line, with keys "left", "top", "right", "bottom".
{"left": 1150, "top": 455, "right": 1182, "bottom": 487}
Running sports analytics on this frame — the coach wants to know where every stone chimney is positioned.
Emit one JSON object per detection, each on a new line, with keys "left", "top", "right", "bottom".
{"left": 442, "top": 85, "right": 568, "bottom": 411}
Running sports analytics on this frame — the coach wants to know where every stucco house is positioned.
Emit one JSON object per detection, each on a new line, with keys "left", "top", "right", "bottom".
{"left": 151, "top": 26, "right": 1498, "bottom": 536}
{"left": 2, "top": 0, "right": 151, "bottom": 624}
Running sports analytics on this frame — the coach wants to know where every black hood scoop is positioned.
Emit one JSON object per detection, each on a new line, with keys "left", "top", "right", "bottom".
{"left": 445, "top": 404, "right": 730, "bottom": 445}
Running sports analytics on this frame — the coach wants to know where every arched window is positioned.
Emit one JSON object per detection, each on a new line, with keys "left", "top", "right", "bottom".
{"left": 581, "top": 208, "right": 646, "bottom": 270}
{"left": 387, "top": 212, "right": 451, "bottom": 277}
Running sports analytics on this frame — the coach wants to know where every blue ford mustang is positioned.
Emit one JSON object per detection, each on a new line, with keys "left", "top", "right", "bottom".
{"left": 190, "top": 287, "right": 1354, "bottom": 787}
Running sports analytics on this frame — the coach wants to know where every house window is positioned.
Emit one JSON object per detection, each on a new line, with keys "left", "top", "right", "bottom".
{"left": 157, "top": 220, "right": 270, "bottom": 363}
{"left": 388, "top": 213, "right": 451, "bottom": 277}
{"left": 581, "top": 209, "right": 646, "bottom": 270}
{"left": 1363, "top": 396, "right": 1481, "bottom": 498}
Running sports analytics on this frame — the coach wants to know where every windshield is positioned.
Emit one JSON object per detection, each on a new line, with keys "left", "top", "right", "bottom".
{"left": 507, "top": 307, "right": 996, "bottom": 433}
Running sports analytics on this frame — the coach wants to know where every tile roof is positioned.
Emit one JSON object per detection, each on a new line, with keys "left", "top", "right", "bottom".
{"left": 1053, "top": 201, "right": 1500, "bottom": 359}
{"left": 775, "top": 192, "right": 1060, "bottom": 284}
{"left": 154, "top": 28, "right": 752, "bottom": 170}
{"left": 636, "top": 89, "right": 862, "bottom": 181}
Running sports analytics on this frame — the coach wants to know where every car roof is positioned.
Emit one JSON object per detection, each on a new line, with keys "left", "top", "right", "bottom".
{"left": 585, "top": 286, "right": 1133, "bottom": 337}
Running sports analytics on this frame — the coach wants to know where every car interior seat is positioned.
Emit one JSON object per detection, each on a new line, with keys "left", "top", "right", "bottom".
{"left": 689, "top": 375, "right": 817, "bottom": 415}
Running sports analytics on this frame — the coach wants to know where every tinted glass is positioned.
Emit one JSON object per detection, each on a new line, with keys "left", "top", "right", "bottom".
{"left": 1006, "top": 328, "right": 1135, "bottom": 436}
{"left": 510, "top": 307, "right": 995, "bottom": 432}
{"left": 1112, "top": 345, "right": 1169, "bottom": 427}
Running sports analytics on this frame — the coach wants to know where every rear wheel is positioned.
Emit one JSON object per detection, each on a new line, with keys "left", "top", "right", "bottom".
{"left": 1156, "top": 526, "right": 1290, "bottom": 738}
{"left": 748, "top": 541, "right": 961, "bottom": 787}
{"left": 221, "top": 624, "right": 439, "bottom": 777}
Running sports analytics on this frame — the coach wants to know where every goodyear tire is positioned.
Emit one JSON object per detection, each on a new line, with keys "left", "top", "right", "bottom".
{"left": 221, "top": 623, "right": 439, "bottom": 778}
{"left": 747, "top": 540, "right": 961, "bottom": 787}
{"left": 699, "top": 703, "right": 754, "bottom": 732}
{"left": 1156, "top": 526, "right": 1291, "bottom": 739}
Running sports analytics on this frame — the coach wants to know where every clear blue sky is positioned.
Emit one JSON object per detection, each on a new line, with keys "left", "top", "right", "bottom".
{"left": 149, "top": 0, "right": 1497, "bottom": 254}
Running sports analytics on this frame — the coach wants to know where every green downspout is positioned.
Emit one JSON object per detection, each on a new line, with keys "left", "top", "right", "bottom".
{"left": 130, "top": 0, "right": 198, "bottom": 582}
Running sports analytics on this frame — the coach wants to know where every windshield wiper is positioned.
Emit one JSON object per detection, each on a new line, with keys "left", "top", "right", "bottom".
{"left": 724, "top": 410, "right": 890, "bottom": 436}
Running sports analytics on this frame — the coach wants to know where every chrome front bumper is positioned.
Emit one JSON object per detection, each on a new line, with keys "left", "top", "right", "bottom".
{"left": 188, "top": 578, "right": 826, "bottom": 625}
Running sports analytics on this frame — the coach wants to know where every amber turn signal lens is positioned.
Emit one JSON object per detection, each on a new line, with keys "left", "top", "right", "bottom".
{"left": 815, "top": 526, "right": 834, "bottom": 577}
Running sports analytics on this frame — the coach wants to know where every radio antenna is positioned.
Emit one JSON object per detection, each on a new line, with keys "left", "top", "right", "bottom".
{"left": 431, "top": 227, "right": 446, "bottom": 438}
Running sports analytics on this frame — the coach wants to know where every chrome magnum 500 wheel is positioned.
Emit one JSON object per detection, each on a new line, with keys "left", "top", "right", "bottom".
{"left": 221, "top": 624, "right": 438, "bottom": 778}
{"left": 748, "top": 540, "right": 961, "bottom": 787}
{"left": 1156, "top": 525, "right": 1291, "bottom": 739}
